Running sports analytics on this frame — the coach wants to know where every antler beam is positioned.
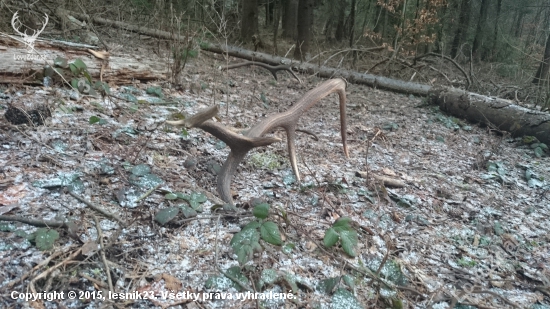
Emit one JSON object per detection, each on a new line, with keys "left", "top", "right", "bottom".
{"left": 168, "top": 78, "right": 348, "bottom": 204}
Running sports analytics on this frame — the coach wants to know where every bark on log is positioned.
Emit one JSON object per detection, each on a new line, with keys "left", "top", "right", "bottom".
{"left": 0, "top": 38, "right": 165, "bottom": 84}
{"left": 428, "top": 87, "right": 550, "bottom": 144}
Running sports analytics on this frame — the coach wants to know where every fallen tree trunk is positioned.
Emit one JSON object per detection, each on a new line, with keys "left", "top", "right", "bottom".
{"left": 428, "top": 87, "right": 550, "bottom": 145}
{"left": 0, "top": 38, "right": 165, "bottom": 84}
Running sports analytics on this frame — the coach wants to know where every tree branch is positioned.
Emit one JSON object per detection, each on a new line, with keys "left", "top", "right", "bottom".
{"left": 222, "top": 61, "right": 302, "bottom": 83}
{"left": 414, "top": 52, "right": 471, "bottom": 89}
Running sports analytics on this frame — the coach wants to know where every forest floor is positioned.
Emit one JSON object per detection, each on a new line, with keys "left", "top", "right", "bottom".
{"left": 0, "top": 47, "right": 549, "bottom": 309}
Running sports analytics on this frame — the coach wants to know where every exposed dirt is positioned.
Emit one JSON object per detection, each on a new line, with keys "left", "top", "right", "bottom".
{"left": 0, "top": 52, "right": 549, "bottom": 309}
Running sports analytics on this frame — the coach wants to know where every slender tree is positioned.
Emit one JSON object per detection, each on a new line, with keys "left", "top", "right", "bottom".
{"left": 450, "top": 0, "right": 471, "bottom": 58}
{"left": 264, "top": 0, "right": 275, "bottom": 27}
{"left": 490, "top": 0, "right": 502, "bottom": 59}
{"left": 511, "top": 7, "right": 527, "bottom": 38}
{"left": 335, "top": 0, "right": 347, "bottom": 42}
{"left": 472, "top": 0, "right": 490, "bottom": 60}
{"left": 241, "top": 0, "right": 259, "bottom": 42}
{"left": 294, "top": 0, "right": 314, "bottom": 60}
{"left": 273, "top": 0, "right": 281, "bottom": 53}
{"left": 282, "top": 0, "right": 298, "bottom": 39}
{"left": 533, "top": 32, "right": 550, "bottom": 85}
{"left": 349, "top": 0, "right": 356, "bottom": 47}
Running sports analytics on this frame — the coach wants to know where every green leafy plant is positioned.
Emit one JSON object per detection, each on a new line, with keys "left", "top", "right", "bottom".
{"left": 166, "top": 192, "right": 207, "bottom": 210}
{"left": 89, "top": 116, "right": 107, "bottom": 125}
{"left": 205, "top": 266, "right": 249, "bottom": 291}
{"left": 31, "top": 228, "right": 60, "bottom": 251}
{"left": 330, "top": 288, "right": 363, "bottom": 309}
{"left": 323, "top": 217, "right": 358, "bottom": 257}
{"left": 154, "top": 191, "right": 209, "bottom": 225}
{"left": 146, "top": 86, "right": 164, "bottom": 98}
{"left": 155, "top": 207, "right": 181, "bottom": 225}
{"left": 230, "top": 203, "right": 282, "bottom": 265}
{"left": 128, "top": 164, "right": 163, "bottom": 189}
{"left": 51, "top": 57, "right": 110, "bottom": 96}
{"left": 521, "top": 136, "right": 548, "bottom": 158}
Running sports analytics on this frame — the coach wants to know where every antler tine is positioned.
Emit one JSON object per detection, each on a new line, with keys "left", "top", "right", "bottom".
{"left": 166, "top": 105, "right": 280, "bottom": 149}
{"left": 245, "top": 78, "right": 348, "bottom": 181}
{"left": 166, "top": 105, "right": 220, "bottom": 128}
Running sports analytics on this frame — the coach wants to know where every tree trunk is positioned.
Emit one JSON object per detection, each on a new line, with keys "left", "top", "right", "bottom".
{"left": 433, "top": 1, "right": 447, "bottom": 53}
{"left": 539, "top": 6, "right": 550, "bottom": 45}
{"left": 205, "top": 44, "right": 550, "bottom": 145}
{"left": 513, "top": 10, "right": 525, "bottom": 38}
{"left": 294, "top": 0, "right": 314, "bottom": 60}
{"left": 241, "top": 0, "right": 259, "bottom": 42}
{"left": 524, "top": 5, "right": 543, "bottom": 52}
{"left": 335, "top": 0, "right": 346, "bottom": 42}
{"left": 323, "top": 1, "right": 335, "bottom": 40}
{"left": 471, "top": 0, "right": 489, "bottom": 60}
{"left": 373, "top": 1, "right": 384, "bottom": 37}
{"left": 273, "top": 0, "right": 281, "bottom": 53}
{"left": 282, "top": 0, "right": 297, "bottom": 39}
{"left": 490, "top": 0, "right": 502, "bottom": 60}
{"left": 264, "top": 0, "right": 275, "bottom": 27}
{"left": 450, "top": 0, "right": 471, "bottom": 58}
{"left": 428, "top": 87, "right": 550, "bottom": 145}
{"left": 360, "top": 0, "right": 373, "bottom": 39}
{"left": 533, "top": 32, "right": 550, "bottom": 85}
{"left": 349, "top": 0, "right": 356, "bottom": 47}
{"left": 381, "top": 5, "right": 388, "bottom": 38}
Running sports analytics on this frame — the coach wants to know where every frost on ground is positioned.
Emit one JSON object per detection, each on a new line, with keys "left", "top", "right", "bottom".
{"left": 0, "top": 56, "right": 549, "bottom": 309}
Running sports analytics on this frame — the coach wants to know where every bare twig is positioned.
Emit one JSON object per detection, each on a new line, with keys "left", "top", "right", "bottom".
{"left": 92, "top": 215, "right": 114, "bottom": 293}
{"left": 30, "top": 247, "right": 83, "bottom": 294}
{"left": 80, "top": 273, "right": 107, "bottom": 288}
{"left": 414, "top": 52, "right": 472, "bottom": 89}
{"left": 7, "top": 250, "right": 65, "bottom": 288}
{"left": 134, "top": 183, "right": 162, "bottom": 204}
{"left": 67, "top": 190, "right": 126, "bottom": 226}
{"left": 375, "top": 243, "right": 391, "bottom": 276}
{"left": 0, "top": 215, "right": 66, "bottom": 228}
{"left": 222, "top": 61, "right": 302, "bottom": 83}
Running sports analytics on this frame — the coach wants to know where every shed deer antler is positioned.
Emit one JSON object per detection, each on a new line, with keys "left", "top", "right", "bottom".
{"left": 168, "top": 78, "right": 348, "bottom": 204}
